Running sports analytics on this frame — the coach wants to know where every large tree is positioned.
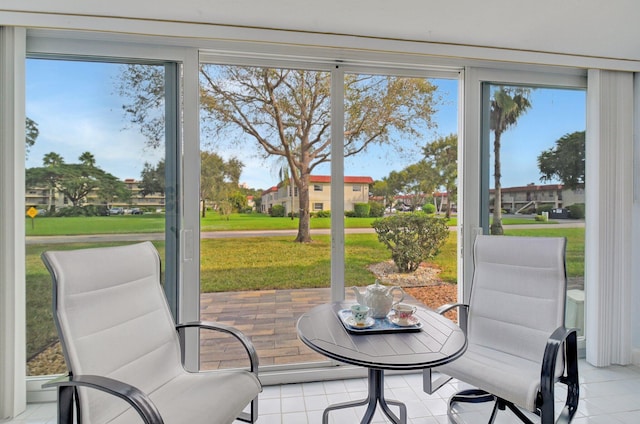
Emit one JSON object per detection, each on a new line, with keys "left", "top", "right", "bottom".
{"left": 139, "top": 160, "right": 166, "bottom": 197}
{"left": 40, "top": 152, "right": 64, "bottom": 213}
{"left": 26, "top": 152, "right": 127, "bottom": 207}
{"left": 200, "top": 151, "right": 244, "bottom": 217}
{"left": 490, "top": 87, "right": 531, "bottom": 235}
{"left": 423, "top": 133, "right": 457, "bottom": 218}
{"left": 395, "top": 161, "right": 438, "bottom": 210}
{"left": 97, "top": 174, "right": 131, "bottom": 207}
{"left": 203, "top": 67, "right": 438, "bottom": 241}
{"left": 370, "top": 179, "right": 394, "bottom": 212}
{"left": 537, "top": 130, "right": 585, "bottom": 189}
{"left": 119, "top": 65, "right": 439, "bottom": 242}
{"left": 25, "top": 117, "right": 39, "bottom": 156}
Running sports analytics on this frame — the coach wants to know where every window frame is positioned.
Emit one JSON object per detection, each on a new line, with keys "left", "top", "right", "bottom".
{"left": 461, "top": 68, "right": 587, "bottom": 352}
{"left": 19, "top": 33, "right": 202, "bottom": 401}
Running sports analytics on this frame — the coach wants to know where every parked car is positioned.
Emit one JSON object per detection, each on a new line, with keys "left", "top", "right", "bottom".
{"left": 109, "top": 207, "right": 124, "bottom": 215}
{"left": 131, "top": 207, "right": 143, "bottom": 215}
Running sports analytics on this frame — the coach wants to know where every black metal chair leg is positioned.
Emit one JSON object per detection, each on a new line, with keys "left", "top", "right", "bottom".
{"left": 448, "top": 389, "right": 539, "bottom": 424}
{"left": 57, "top": 385, "right": 74, "bottom": 424}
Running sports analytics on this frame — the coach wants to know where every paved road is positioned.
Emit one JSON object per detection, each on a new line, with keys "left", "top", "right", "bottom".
{"left": 25, "top": 222, "right": 584, "bottom": 244}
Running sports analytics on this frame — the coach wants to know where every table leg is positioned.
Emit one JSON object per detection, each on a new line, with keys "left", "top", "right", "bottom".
{"left": 322, "top": 369, "right": 407, "bottom": 424}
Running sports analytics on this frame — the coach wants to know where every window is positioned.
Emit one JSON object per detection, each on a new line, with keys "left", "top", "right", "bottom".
{"left": 25, "top": 58, "right": 180, "bottom": 377}
{"left": 482, "top": 83, "right": 586, "bottom": 340}
{"left": 314, "top": 184, "right": 323, "bottom": 191}
{"left": 313, "top": 202, "right": 324, "bottom": 210}
{"left": 343, "top": 72, "right": 459, "bottom": 296}
{"left": 198, "top": 63, "right": 332, "bottom": 370}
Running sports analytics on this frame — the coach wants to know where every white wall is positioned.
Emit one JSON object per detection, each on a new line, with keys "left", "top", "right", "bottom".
{"left": 2, "top": 1, "right": 640, "bottom": 62}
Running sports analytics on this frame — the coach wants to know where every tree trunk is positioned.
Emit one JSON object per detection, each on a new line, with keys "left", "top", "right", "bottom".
{"left": 201, "top": 199, "right": 206, "bottom": 218}
{"left": 445, "top": 190, "right": 451, "bottom": 219}
{"left": 48, "top": 187, "right": 55, "bottom": 214}
{"left": 491, "top": 131, "right": 504, "bottom": 235}
{"left": 294, "top": 174, "right": 312, "bottom": 243}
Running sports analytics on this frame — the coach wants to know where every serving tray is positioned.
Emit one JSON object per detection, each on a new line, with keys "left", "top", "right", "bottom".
{"left": 335, "top": 307, "right": 423, "bottom": 334}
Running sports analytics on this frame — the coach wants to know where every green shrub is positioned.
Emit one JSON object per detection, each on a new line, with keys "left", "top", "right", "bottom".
{"left": 567, "top": 203, "right": 585, "bottom": 219}
{"left": 353, "top": 203, "right": 370, "bottom": 218}
{"left": 371, "top": 213, "right": 449, "bottom": 273}
{"left": 270, "top": 204, "right": 285, "bottom": 217}
{"left": 535, "top": 214, "right": 548, "bottom": 222}
{"left": 315, "top": 210, "right": 331, "bottom": 218}
{"left": 368, "top": 202, "right": 385, "bottom": 217}
{"left": 55, "top": 205, "right": 109, "bottom": 217}
{"left": 422, "top": 203, "right": 436, "bottom": 214}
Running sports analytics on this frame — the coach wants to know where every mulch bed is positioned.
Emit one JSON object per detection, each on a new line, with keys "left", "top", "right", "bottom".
{"left": 368, "top": 260, "right": 458, "bottom": 321}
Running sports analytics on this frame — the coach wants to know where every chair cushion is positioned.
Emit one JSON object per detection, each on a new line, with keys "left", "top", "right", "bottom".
{"left": 437, "top": 343, "right": 541, "bottom": 412}
{"left": 110, "top": 369, "right": 261, "bottom": 424}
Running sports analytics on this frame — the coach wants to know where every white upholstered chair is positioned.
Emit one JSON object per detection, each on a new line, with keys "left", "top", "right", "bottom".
{"left": 425, "top": 235, "right": 579, "bottom": 424}
{"left": 41, "top": 241, "right": 261, "bottom": 424}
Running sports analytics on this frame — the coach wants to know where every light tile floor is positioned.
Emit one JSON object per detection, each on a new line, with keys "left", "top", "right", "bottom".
{"left": 4, "top": 360, "right": 640, "bottom": 423}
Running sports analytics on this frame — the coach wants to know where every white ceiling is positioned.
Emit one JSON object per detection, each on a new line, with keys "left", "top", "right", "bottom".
{"left": 3, "top": 0, "right": 640, "bottom": 62}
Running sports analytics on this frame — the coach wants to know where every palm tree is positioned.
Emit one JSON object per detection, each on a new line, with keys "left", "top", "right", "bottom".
{"left": 42, "top": 152, "right": 64, "bottom": 167}
{"left": 42, "top": 152, "right": 65, "bottom": 213}
{"left": 490, "top": 87, "right": 531, "bottom": 235}
{"left": 79, "top": 151, "right": 96, "bottom": 167}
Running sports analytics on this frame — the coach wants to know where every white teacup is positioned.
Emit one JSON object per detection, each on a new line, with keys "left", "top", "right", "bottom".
{"left": 391, "top": 303, "right": 417, "bottom": 324}
{"left": 351, "top": 304, "right": 370, "bottom": 325}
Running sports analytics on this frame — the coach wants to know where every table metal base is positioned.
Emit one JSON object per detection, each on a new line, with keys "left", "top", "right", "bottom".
{"left": 322, "top": 368, "right": 407, "bottom": 424}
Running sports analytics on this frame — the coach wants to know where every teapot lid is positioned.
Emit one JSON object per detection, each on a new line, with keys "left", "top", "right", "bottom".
{"left": 367, "top": 280, "right": 388, "bottom": 292}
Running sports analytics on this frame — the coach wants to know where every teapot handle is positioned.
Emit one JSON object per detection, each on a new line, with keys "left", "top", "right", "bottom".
{"left": 389, "top": 286, "right": 405, "bottom": 305}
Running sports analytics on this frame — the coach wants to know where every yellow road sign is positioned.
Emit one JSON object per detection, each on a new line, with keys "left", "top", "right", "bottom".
{"left": 27, "top": 207, "right": 38, "bottom": 219}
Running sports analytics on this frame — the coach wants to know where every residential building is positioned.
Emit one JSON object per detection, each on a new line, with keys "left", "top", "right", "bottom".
{"left": 261, "top": 175, "right": 374, "bottom": 215}
{"left": 490, "top": 183, "right": 585, "bottom": 214}
{"left": 260, "top": 186, "right": 278, "bottom": 214}
{"left": 24, "top": 178, "right": 166, "bottom": 212}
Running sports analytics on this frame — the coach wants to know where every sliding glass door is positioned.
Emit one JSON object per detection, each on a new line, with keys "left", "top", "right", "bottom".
{"left": 480, "top": 81, "right": 587, "bottom": 341}
{"left": 24, "top": 58, "right": 181, "bottom": 377}
{"left": 196, "top": 57, "right": 461, "bottom": 372}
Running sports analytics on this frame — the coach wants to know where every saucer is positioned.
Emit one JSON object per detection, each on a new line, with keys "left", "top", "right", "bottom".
{"left": 390, "top": 315, "right": 420, "bottom": 327}
{"left": 345, "top": 316, "right": 375, "bottom": 329}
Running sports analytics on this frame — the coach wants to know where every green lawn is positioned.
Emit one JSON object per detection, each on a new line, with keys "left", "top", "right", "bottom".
{"left": 505, "top": 227, "right": 585, "bottom": 277}
{"left": 26, "top": 212, "right": 556, "bottom": 236}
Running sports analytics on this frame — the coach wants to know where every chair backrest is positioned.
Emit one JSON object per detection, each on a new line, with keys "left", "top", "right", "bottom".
{"left": 468, "top": 235, "right": 567, "bottom": 365}
{"left": 42, "top": 242, "right": 184, "bottom": 423}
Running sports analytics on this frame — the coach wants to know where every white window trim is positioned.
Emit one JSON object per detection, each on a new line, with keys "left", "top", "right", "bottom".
{"left": 20, "top": 32, "right": 202, "bottom": 401}
{"left": 461, "top": 67, "right": 589, "bottom": 353}
{"left": 0, "top": 26, "right": 27, "bottom": 419}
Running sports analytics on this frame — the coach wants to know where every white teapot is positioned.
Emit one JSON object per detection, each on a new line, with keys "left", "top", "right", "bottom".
{"left": 351, "top": 280, "right": 405, "bottom": 318}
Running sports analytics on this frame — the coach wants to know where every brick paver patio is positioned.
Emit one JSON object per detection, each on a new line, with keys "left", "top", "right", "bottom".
{"left": 199, "top": 288, "right": 422, "bottom": 369}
